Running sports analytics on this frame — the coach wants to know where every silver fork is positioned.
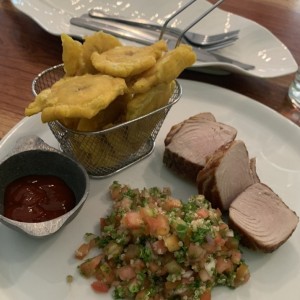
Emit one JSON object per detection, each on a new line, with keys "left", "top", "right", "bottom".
{"left": 70, "top": 16, "right": 254, "bottom": 70}
{"left": 72, "top": 14, "right": 237, "bottom": 51}
{"left": 89, "top": 9, "right": 239, "bottom": 47}
{"left": 89, "top": 2, "right": 239, "bottom": 47}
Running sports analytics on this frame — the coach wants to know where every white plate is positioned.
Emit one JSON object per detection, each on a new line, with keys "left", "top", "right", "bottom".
{"left": 1, "top": 80, "right": 300, "bottom": 299}
{"left": 11, "top": 0, "right": 297, "bottom": 78}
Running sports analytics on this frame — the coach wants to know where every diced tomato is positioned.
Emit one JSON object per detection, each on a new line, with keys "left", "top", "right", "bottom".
{"left": 230, "top": 249, "right": 242, "bottom": 264}
{"left": 214, "top": 232, "right": 226, "bottom": 247}
{"left": 200, "top": 289, "right": 211, "bottom": 300}
{"left": 79, "top": 255, "right": 103, "bottom": 277}
{"left": 151, "top": 239, "right": 168, "bottom": 255}
{"left": 234, "top": 263, "right": 250, "bottom": 287}
{"left": 144, "top": 214, "right": 170, "bottom": 237}
{"left": 216, "top": 257, "right": 233, "bottom": 274}
{"left": 75, "top": 243, "right": 90, "bottom": 260}
{"left": 122, "top": 211, "right": 144, "bottom": 229}
{"left": 91, "top": 280, "right": 110, "bottom": 293}
{"left": 196, "top": 208, "right": 209, "bottom": 219}
{"left": 117, "top": 265, "right": 136, "bottom": 281}
{"left": 219, "top": 223, "right": 229, "bottom": 231}
{"left": 139, "top": 207, "right": 154, "bottom": 218}
{"left": 75, "top": 237, "right": 97, "bottom": 260}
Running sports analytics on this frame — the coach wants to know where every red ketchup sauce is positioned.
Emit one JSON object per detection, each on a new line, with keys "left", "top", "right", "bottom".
{"left": 4, "top": 175, "right": 76, "bottom": 223}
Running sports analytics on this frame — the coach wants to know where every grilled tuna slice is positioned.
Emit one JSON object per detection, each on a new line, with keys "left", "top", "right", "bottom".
{"left": 229, "top": 182, "right": 299, "bottom": 252}
{"left": 164, "top": 112, "right": 216, "bottom": 146}
{"left": 163, "top": 112, "right": 237, "bottom": 181}
{"left": 196, "top": 140, "right": 259, "bottom": 211}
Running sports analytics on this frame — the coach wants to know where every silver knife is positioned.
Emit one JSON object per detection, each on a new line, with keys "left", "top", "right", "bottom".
{"left": 70, "top": 16, "right": 255, "bottom": 71}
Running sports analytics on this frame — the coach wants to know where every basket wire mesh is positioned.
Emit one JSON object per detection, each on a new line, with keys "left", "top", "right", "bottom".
{"left": 32, "top": 64, "right": 182, "bottom": 178}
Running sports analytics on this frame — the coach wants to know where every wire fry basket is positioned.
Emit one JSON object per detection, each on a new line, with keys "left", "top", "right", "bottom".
{"left": 32, "top": 64, "right": 182, "bottom": 178}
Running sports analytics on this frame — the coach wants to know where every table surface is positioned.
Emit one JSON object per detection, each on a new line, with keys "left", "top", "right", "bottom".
{"left": 0, "top": 0, "right": 300, "bottom": 140}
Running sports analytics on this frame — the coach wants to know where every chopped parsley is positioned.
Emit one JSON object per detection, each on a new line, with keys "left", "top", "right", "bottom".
{"left": 74, "top": 182, "right": 250, "bottom": 299}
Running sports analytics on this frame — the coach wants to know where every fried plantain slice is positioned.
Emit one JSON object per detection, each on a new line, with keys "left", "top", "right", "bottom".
{"left": 91, "top": 40, "right": 168, "bottom": 78}
{"left": 82, "top": 31, "right": 122, "bottom": 74}
{"left": 126, "top": 80, "right": 175, "bottom": 121}
{"left": 61, "top": 34, "right": 85, "bottom": 76}
{"left": 25, "top": 74, "right": 127, "bottom": 123}
{"left": 76, "top": 94, "right": 131, "bottom": 131}
{"left": 128, "top": 43, "right": 196, "bottom": 94}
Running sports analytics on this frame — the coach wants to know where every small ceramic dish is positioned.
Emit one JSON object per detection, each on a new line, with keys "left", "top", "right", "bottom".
{"left": 0, "top": 135, "right": 89, "bottom": 237}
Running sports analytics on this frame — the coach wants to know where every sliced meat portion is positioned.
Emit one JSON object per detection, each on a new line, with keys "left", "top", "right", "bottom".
{"left": 229, "top": 182, "right": 299, "bottom": 252}
{"left": 163, "top": 113, "right": 237, "bottom": 181}
{"left": 197, "top": 140, "right": 258, "bottom": 211}
{"left": 164, "top": 112, "right": 216, "bottom": 146}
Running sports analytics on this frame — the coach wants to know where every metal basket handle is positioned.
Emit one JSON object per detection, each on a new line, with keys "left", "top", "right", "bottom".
{"left": 159, "top": 0, "right": 226, "bottom": 47}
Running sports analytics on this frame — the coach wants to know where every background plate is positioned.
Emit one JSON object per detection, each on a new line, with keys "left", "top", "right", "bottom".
{"left": 11, "top": 0, "right": 298, "bottom": 78}
{"left": 0, "top": 80, "right": 300, "bottom": 299}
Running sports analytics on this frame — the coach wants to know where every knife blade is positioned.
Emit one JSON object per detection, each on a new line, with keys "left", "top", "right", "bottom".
{"left": 70, "top": 16, "right": 255, "bottom": 71}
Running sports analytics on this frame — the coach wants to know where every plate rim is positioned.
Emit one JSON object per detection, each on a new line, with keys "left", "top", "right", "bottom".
{"left": 10, "top": 0, "right": 298, "bottom": 78}
{"left": 1, "top": 79, "right": 300, "bottom": 300}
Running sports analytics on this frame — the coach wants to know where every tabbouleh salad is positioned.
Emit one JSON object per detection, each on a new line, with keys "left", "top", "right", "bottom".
{"left": 74, "top": 181, "right": 250, "bottom": 299}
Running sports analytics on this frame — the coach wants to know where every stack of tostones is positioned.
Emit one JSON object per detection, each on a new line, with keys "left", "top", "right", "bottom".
{"left": 25, "top": 32, "right": 196, "bottom": 132}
